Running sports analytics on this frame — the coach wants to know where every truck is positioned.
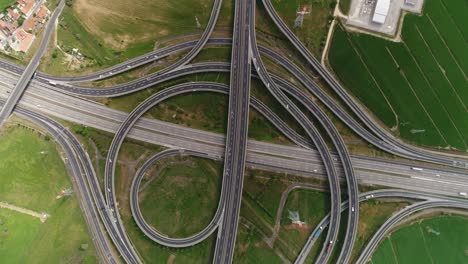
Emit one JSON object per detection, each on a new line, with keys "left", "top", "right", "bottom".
{"left": 313, "top": 227, "right": 323, "bottom": 238}
{"left": 459, "top": 192, "right": 467, "bottom": 196}
{"left": 365, "top": 194, "right": 374, "bottom": 199}
{"left": 48, "top": 81, "right": 57, "bottom": 86}
{"left": 411, "top": 167, "right": 423, "bottom": 171}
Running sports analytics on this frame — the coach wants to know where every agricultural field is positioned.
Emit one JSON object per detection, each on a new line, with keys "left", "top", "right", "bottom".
{"left": 370, "top": 215, "right": 468, "bottom": 264}
{"left": 328, "top": 0, "right": 468, "bottom": 150}
{"left": 0, "top": 124, "right": 96, "bottom": 263}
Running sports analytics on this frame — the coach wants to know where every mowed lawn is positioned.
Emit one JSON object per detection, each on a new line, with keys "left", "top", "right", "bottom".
{"left": 370, "top": 215, "right": 468, "bottom": 264}
{"left": 328, "top": 0, "right": 468, "bottom": 150}
{"left": 0, "top": 126, "right": 96, "bottom": 263}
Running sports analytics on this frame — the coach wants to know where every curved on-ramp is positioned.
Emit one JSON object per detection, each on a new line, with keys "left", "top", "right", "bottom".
{"left": 130, "top": 149, "right": 223, "bottom": 247}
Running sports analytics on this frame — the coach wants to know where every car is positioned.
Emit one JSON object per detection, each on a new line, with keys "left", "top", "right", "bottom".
{"left": 351, "top": 206, "right": 355, "bottom": 212}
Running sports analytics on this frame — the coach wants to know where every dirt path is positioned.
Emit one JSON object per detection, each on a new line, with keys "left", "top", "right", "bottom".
{"left": 266, "top": 183, "right": 327, "bottom": 247}
{"left": 0, "top": 201, "right": 49, "bottom": 222}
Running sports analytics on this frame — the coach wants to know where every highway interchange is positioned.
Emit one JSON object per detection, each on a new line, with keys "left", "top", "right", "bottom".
{"left": 0, "top": 0, "right": 466, "bottom": 263}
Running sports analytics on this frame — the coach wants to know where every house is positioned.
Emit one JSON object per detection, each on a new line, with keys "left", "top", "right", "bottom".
{"left": 10, "top": 28, "right": 35, "bottom": 52}
{"left": 7, "top": 8, "right": 21, "bottom": 21}
{"left": 22, "top": 17, "right": 35, "bottom": 31}
{"left": 20, "top": 0, "right": 35, "bottom": 17}
{"left": 0, "top": 20, "right": 17, "bottom": 36}
{"left": 36, "top": 5, "right": 50, "bottom": 23}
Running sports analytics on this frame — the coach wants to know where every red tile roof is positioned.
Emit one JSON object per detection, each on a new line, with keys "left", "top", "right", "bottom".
{"left": 23, "top": 17, "right": 35, "bottom": 31}
{"left": 7, "top": 8, "right": 20, "bottom": 20}
{"left": 36, "top": 5, "right": 49, "bottom": 20}
{"left": 20, "top": 0, "right": 34, "bottom": 15}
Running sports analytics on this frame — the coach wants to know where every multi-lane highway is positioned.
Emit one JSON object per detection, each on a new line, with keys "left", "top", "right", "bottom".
{"left": 0, "top": 0, "right": 65, "bottom": 126}
{"left": 248, "top": 1, "right": 343, "bottom": 260}
{"left": 213, "top": 0, "right": 251, "bottom": 262}
{"left": 15, "top": 103, "right": 142, "bottom": 263}
{"left": 0, "top": 79, "right": 467, "bottom": 198}
{"left": 0, "top": 0, "right": 466, "bottom": 262}
{"left": 295, "top": 189, "right": 468, "bottom": 263}
{"left": 5, "top": 102, "right": 119, "bottom": 264}
{"left": 261, "top": 0, "right": 467, "bottom": 169}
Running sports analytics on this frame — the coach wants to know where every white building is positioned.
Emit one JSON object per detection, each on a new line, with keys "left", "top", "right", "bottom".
{"left": 372, "top": 0, "right": 391, "bottom": 24}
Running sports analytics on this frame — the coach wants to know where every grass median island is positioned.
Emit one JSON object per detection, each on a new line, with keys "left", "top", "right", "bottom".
{"left": 370, "top": 215, "right": 468, "bottom": 264}
{"left": 328, "top": 0, "right": 468, "bottom": 150}
{"left": 138, "top": 157, "right": 222, "bottom": 238}
{"left": 0, "top": 123, "right": 96, "bottom": 263}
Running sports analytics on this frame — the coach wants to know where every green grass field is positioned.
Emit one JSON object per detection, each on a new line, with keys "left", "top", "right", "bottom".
{"left": 138, "top": 157, "right": 221, "bottom": 238}
{"left": 0, "top": 0, "right": 15, "bottom": 11}
{"left": 234, "top": 223, "right": 283, "bottom": 264}
{"left": 370, "top": 215, "right": 468, "bottom": 264}
{"left": 277, "top": 189, "right": 330, "bottom": 260}
{"left": 328, "top": 0, "right": 468, "bottom": 150}
{"left": 0, "top": 125, "right": 96, "bottom": 263}
{"left": 263, "top": 0, "right": 335, "bottom": 56}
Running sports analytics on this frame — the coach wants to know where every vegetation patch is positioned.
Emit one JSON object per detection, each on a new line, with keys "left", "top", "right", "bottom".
{"left": 371, "top": 215, "right": 468, "bottom": 264}
{"left": 259, "top": 0, "right": 336, "bottom": 56}
{"left": 328, "top": 0, "right": 468, "bottom": 150}
{"left": 138, "top": 157, "right": 221, "bottom": 238}
{"left": 0, "top": 124, "right": 96, "bottom": 263}
{"left": 277, "top": 189, "right": 330, "bottom": 260}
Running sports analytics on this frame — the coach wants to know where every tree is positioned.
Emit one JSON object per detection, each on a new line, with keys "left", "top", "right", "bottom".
{"left": 17, "top": 17, "right": 25, "bottom": 26}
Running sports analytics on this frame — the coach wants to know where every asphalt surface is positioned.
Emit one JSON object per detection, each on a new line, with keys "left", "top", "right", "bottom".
{"left": 0, "top": 34, "right": 465, "bottom": 169}
{"left": 0, "top": 80, "right": 466, "bottom": 198}
{"left": 212, "top": 0, "right": 252, "bottom": 262}
{"left": 130, "top": 149, "right": 223, "bottom": 247}
{"left": 18, "top": 107, "right": 141, "bottom": 263}
{"left": 0, "top": 0, "right": 65, "bottom": 126}
{"left": 261, "top": 0, "right": 468, "bottom": 170}
{"left": 248, "top": 1, "right": 342, "bottom": 261}
{"left": 295, "top": 189, "right": 468, "bottom": 264}
{"left": 0, "top": 1, "right": 465, "bottom": 261}
{"left": 273, "top": 75, "right": 359, "bottom": 263}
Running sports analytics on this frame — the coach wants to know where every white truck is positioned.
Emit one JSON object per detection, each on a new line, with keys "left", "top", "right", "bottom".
{"left": 459, "top": 192, "right": 467, "bottom": 196}
{"left": 411, "top": 167, "right": 423, "bottom": 171}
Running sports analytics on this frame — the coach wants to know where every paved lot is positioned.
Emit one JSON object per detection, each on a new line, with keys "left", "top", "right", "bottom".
{"left": 346, "top": 0, "right": 424, "bottom": 36}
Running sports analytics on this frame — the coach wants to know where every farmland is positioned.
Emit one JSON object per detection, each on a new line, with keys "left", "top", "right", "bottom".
{"left": 328, "top": 0, "right": 467, "bottom": 150}
{"left": 370, "top": 215, "right": 468, "bottom": 264}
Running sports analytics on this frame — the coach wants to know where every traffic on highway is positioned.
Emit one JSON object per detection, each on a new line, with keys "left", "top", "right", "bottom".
{"left": 0, "top": 0, "right": 466, "bottom": 263}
